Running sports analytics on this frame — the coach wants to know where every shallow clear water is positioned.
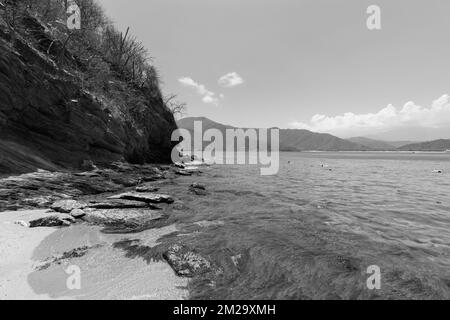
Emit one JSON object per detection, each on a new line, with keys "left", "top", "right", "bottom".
{"left": 175, "top": 152, "right": 450, "bottom": 299}
{"left": 273, "top": 152, "right": 450, "bottom": 252}
{"left": 30, "top": 152, "right": 450, "bottom": 300}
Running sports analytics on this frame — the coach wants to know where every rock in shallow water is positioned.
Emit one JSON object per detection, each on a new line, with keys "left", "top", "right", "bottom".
{"left": 163, "top": 244, "right": 212, "bottom": 277}
{"left": 29, "top": 214, "right": 76, "bottom": 228}
{"left": 108, "top": 192, "right": 174, "bottom": 204}
{"left": 87, "top": 199, "right": 155, "bottom": 209}
{"left": 175, "top": 170, "right": 192, "bottom": 176}
{"left": 82, "top": 208, "right": 167, "bottom": 228}
{"left": 189, "top": 183, "right": 208, "bottom": 196}
{"left": 136, "top": 185, "right": 159, "bottom": 193}
{"left": 190, "top": 183, "right": 206, "bottom": 190}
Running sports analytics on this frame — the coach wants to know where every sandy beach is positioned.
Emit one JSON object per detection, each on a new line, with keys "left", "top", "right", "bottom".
{"left": 0, "top": 210, "right": 55, "bottom": 300}
{"left": 0, "top": 210, "right": 188, "bottom": 300}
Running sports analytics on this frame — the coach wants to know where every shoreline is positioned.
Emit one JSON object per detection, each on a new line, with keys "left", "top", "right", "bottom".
{"left": 0, "top": 163, "right": 198, "bottom": 300}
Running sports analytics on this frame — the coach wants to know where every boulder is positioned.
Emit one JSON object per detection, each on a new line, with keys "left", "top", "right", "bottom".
{"left": 108, "top": 192, "right": 174, "bottom": 204}
{"left": 163, "top": 244, "right": 212, "bottom": 277}
{"left": 29, "top": 214, "right": 76, "bottom": 228}
{"left": 70, "top": 208, "right": 86, "bottom": 219}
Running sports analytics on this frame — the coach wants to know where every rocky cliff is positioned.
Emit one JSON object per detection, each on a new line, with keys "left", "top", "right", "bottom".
{"left": 0, "top": 7, "right": 177, "bottom": 175}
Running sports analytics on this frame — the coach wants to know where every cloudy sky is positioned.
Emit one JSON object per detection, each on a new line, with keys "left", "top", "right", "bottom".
{"left": 99, "top": 0, "right": 450, "bottom": 140}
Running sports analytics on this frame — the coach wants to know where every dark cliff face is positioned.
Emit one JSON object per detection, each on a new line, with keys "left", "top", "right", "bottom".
{"left": 0, "top": 17, "right": 177, "bottom": 175}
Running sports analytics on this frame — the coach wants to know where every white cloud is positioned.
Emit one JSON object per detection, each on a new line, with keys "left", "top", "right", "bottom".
{"left": 218, "top": 72, "right": 244, "bottom": 88}
{"left": 178, "top": 77, "right": 220, "bottom": 106}
{"left": 290, "top": 94, "right": 450, "bottom": 137}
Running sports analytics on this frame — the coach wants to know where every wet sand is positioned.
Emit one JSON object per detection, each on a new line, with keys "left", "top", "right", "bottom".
{"left": 28, "top": 224, "right": 189, "bottom": 300}
{"left": 0, "top": 210, "right": 188, "bottom": 300}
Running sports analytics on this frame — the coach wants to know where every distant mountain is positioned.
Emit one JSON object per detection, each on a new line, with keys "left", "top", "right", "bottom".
{"left": 397, "top": 139, "right": 450, "bottom": 151}
{"left": 280, "top": 130, "right": 369, "bottom": 151}
{"left": 347, "top": 137, "right": 396, "bottom": 150}
{"left": 384, "top": 141, "right": 419, "bottom": 148}
{"left": 366, "top": 127, "right": 450, "bottom": 143}
{"left": 177, "top": 117, "right": 370, "bottom": 151}
{"left": 177, "top": 117, "right": 235, "bottom": 132}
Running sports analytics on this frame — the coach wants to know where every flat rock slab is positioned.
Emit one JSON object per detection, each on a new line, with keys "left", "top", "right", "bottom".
{"left": 175, "top": 170, "right": 192, "bottom": 176}
{"left": 110, "top": 177, "right": 142, "bottom": 187}
{"left": 83, "top": 208, "right": 166, "bottom": 226}
{"left": 51, "top": 199, "right": 87, "bottom": 213}
{"left": 87, "top": 199, "right": 157, "bottom": 209}
{"left": 29, "top": 214, "right": 76, "bottom": 228}
{"left": 73, "top": 172, "right": 101, "bottom": 178}
{"left": 163, "top": 244, "right": 212, "bottom": 277}
{"left": 136, "top": 185, "right": 160, "bottom": 193}
{"left": 142, "top": 174, "right": 164, "bottom": 182}
{"left": 108, "top": 192, "right": 174, "bottom": 204}
{"left": 22, "top": 196, "right": 61, "bottom": 208}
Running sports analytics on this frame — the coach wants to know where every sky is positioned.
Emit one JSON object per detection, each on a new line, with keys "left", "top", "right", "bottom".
{"left": 98, "top": 0, "right": 450, "bottom": 141}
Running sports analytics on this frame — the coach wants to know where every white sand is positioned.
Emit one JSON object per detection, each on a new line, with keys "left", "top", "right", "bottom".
{"left": 0, "top": 210, "right": 56, "bottom": 300}
{"left": 0, "top": 211, "right": 188, "bottom": 300}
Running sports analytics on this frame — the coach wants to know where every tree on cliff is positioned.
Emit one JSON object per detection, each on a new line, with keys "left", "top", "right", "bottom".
{"left": 2, "top": 0, "right": 166, "bottom": 104}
